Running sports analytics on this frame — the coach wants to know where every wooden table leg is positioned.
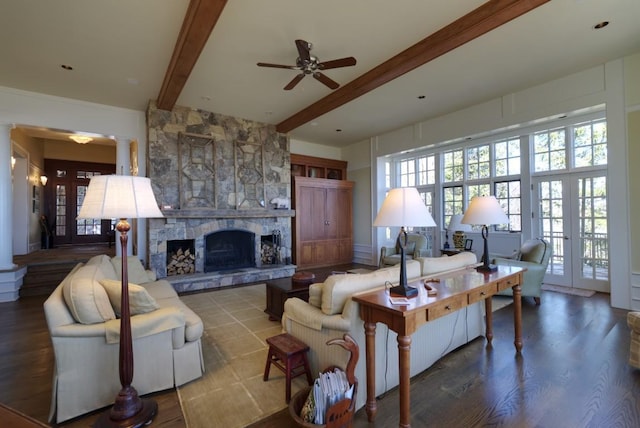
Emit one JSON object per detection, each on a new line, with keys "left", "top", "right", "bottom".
{"left": 512, "top": 283, "right": 523, "bottom": 352}
{"left": 484, "top": 297, "right": 493, "bottom": 346}
{"left": 398, "top": 334, "right": 412, "bottom": 428}
{"left": 364, "top": 321, "right": 377, "bottom": 422}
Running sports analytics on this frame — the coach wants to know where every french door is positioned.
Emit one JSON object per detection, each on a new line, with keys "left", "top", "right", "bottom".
{"left": 45, "top": 160, "right": 115, "bottom": 245}
{"left": 532, "top": 173, "right": 609, "bottom": 292}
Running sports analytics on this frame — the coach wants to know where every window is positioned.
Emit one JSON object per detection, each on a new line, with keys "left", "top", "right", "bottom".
{"left": 573, "top": 119, "right": 607, "bottom": 168}
{"left": 495, "top": 138, "right": 521, "bottom": 176}
{"left": 417, "top": 155, "right": 436, "bottom": 185}
{"left": 443, "top": 186, "right": 463, "bottom": 227}
{"left": 442, "top": 149, "right": 464, "bottom": 183}
{"left": 495, "top": 180, "right": 521, "bottom": 231}
{"left": 399, "top": 158, "right": 415, "bottom": 187}
{"left": 466, "top": 144, "right": 490, "bottom": 180}
{"left": 534, "top": 127, "right": 566, "bottom": 172}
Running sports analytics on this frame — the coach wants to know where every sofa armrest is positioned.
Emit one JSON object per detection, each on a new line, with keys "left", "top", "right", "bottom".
{"left": 283, "top": 298, "right": 350, "bottom": 332}
{"left": 105, "top": 307, "right": 185, "bottom": 344}
{"left": 49, "top": 322, "right": 108, "bottom": 338}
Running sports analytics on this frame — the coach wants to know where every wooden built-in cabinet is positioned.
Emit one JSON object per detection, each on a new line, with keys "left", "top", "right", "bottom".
{"left": 291, "top": 154, "right": 347, "bottom": 180}
{"left": 293, "top": 176, "right": 354, "bottom": 269}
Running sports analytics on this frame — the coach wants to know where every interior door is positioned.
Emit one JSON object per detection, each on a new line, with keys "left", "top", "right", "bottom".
{"left": 532, "top": 173, "right": 609, "bottom": 292}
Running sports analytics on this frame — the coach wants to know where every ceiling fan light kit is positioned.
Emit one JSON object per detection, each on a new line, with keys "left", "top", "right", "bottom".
{"left": 257, "top": 39, "right": 356, "bottom": 90}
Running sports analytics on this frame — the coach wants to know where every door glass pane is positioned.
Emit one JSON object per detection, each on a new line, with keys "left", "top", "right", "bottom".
{"left": 538, "top": 180, "right": 565, "bottom": 276}
{"left": 76, "top": 185, "right": 102, "bottom": 235}
{"left": 578, "top": 176, "right": 608, "bottom": 280}
{"left": 55, "top": 184, "right": 66, "bottom": 236}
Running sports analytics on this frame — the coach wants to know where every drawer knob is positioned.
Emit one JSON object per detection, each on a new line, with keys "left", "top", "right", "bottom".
{"left": 445, "top": 305, "right": 451, "bottom": 311}
{"left": 480, "top": 291, "right": 486, "bottom": 296}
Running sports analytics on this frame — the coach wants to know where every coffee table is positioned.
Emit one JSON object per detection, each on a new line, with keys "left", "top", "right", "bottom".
{"left": 265, "top": 277, "right": 310, "bottom": 321}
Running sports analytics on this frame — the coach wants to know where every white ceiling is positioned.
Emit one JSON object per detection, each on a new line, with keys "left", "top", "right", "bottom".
{"left": 1, "top": 0, "right": 639, "bottom": 148}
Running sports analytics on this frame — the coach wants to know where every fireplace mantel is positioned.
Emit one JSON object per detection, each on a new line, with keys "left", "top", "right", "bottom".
{"left": 160, "top": 209, "right": 295, "bottom": 219}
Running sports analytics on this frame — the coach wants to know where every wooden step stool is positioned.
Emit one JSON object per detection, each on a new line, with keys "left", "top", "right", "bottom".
{"left": 263, "top": 333, "right": 313, "bottom": 403}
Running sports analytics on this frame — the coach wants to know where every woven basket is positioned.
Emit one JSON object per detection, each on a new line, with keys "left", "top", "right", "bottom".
{"left": 288, "top": 334, "right": 358, "bottom": 428}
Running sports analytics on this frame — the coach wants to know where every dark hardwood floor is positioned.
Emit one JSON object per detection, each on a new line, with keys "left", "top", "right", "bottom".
{"left": 2, "top": 254, "right": 639, "bottom": 427}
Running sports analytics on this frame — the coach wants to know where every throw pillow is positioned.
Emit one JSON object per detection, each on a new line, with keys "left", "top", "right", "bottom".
{"left": 63, "top": 264, "right": 116, "bottom": 324}
{"left": 99, "top": 279, "right": 160, "bottom": 316}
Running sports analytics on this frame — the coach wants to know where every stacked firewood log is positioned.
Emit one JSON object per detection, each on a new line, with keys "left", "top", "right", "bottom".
{"left": 167, "top": 248, "right": 196, "bottom": 276}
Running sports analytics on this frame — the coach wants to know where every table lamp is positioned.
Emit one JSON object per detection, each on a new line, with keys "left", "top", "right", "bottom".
{"left": 374, "top": 188, "right": 436, "bottom": 297}
{"left": 461, "top": 195, "right": 509, "bottom": 273}
{"left": 77, "top": 175, "right": 163, "bottom": 428}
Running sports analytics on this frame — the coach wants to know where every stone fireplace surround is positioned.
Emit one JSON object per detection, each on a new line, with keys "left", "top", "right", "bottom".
{"left": 146, "top": 103, "right": 295, "bottom": 293}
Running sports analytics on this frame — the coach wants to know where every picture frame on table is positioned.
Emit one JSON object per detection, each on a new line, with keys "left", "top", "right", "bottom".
{"left": 464, "top": 239, "right": 473, "bottom": 251}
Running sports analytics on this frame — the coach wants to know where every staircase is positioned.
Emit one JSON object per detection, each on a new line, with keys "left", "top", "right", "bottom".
{"left": 14, "top": 244, "right": 115, "bottom": 298}
{"left": 19, "top": 261, "right": 79, "bottom": 297}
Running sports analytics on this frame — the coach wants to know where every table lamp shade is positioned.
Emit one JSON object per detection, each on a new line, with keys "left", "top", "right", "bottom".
{"left": 77, "top": 175, "right": 163, "bottom": 220}
{"left": 373, "top": 187, "right": 436, "bottom": 228}
{"left": 461, "top": 195, "right": 509, "bottom": 226}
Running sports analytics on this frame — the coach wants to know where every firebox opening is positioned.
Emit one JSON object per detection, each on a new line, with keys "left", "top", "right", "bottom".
{"left": 167, "top": 239, "right": 196, "bottom": 276}
{"left": 205, "top": 229, "right": 255, "bottom": 272}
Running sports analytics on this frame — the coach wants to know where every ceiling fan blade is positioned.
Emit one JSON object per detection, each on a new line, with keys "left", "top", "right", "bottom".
{"left": 318, "top": 56, "right": 357, "bottom": 70}
{"left": 313, "top": 72, "right": 340, "bottom": 90}
{"left": 284, "top": 73, "right": 305, "bottom": 90}
{"left": 295, "top": 39, "right": 311, "bottom": 63}
{"left": 257, "top": 62, "right": 297, "bottom": 70}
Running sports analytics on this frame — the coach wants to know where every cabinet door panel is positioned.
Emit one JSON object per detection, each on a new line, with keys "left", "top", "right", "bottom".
{"left": 325, "top": 188, "right": 339, "bottom": 239}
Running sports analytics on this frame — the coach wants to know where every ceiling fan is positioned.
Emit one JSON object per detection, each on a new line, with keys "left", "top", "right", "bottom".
{"left": 257, "top": 39, "right": 356, "bottom": 90}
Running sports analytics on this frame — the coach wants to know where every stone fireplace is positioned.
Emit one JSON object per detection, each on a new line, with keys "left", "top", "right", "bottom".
{"left": 146, "top": 102, "right": 295, "bottom": 292}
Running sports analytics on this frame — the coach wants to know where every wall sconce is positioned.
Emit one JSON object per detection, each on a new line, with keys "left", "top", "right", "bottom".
{"left": 40, "top": 175, "right": 48, "bottom": 186}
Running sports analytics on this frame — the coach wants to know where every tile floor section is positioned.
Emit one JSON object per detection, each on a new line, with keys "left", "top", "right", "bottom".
{"left": 177, "top": 283, "right": 308, "bottom": 428}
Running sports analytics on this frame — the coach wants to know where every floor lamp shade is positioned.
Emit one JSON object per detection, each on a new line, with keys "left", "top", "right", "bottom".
{"left": 77, "top": 175, "right": 163, "bottom": 427}
{"left": 374, "top": 188, "right": 436, "bottom": 297}
{"left": 77, "top": 175, "right": 163, "bottom": 219}
{"left": 461, "top": 195, "right": 509, "bottom": 272}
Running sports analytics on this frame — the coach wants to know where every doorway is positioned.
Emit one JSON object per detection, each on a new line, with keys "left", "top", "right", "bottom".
{"left": 44, "top": 160, "right": 116, "bottom": 246}
{"left": 532, "top": 173, "right": 609, "bottom": 292}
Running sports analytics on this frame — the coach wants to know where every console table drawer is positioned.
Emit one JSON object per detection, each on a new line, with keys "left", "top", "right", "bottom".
{"left": 497, "top": 276, "right": 519, "bottom": 292}
{"left": 468, "top": 283, "right": 497, "bottom": 304}
{"left": 428, "top": 294, "right": 466, "bottom": 320}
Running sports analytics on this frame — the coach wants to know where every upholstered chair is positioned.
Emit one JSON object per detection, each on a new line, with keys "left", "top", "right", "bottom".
{"left": 492, "top": 238, "right": 552, "bottom": 305}
{"left": 379, "top": 232, "right": 431, "bottom": 267}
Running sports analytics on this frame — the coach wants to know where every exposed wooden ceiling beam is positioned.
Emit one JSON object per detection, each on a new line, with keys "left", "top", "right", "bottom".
{"left": 276, "top": 0, "right": 550, "bottom": 134}
{"left": 156, "top": 0, "right": 228, "bottom": 111}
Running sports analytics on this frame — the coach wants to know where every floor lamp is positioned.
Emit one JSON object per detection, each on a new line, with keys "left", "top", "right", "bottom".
{"left": 374, "top": 187, "right": 436, "bottom": 297}
{"left": 77, "top": 175, "right": 163, "bottom": 428}
{"left": 461, "top": 195, "right": 509, "bottom": 273}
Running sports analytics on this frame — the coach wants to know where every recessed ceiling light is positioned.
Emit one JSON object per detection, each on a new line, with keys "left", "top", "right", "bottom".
{"left": 310, "top": 122, "right": 318, "bottom": 126}
{"left": 126, "top": 78, "right": 139, "bottom": 85}
{"left": 417, "top": 95, "right": 426, "bottom": 99}
{"left": 201, "top": 96, "right": 211, "bottom": 101}
{"left": 594, "top": 21, "right": 609, "bottom": 29}
{"left": 336, "top": 129, "right": 342, "bottom": 132}
{"left": 60, "top": 64, "right": 73, "bottom": 71}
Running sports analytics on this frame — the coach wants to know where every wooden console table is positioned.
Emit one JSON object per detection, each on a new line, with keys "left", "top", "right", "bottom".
{"left": 352, "top": 266, "right": 524, "bottom": 428}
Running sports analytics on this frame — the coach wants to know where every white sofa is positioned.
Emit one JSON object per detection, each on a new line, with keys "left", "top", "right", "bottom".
{"left": 43, "top": 254, "right": 204, "bottom": 423}
{"left": 282, "top": 252, "right": 482, "bottom": 411}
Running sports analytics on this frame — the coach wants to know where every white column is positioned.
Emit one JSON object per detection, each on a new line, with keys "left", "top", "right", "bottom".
{"left": 0, "top": 124, "right": 16, "bottom": 270}
{"left": 114, "top": 137, "right": 132, "bottom": 257}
